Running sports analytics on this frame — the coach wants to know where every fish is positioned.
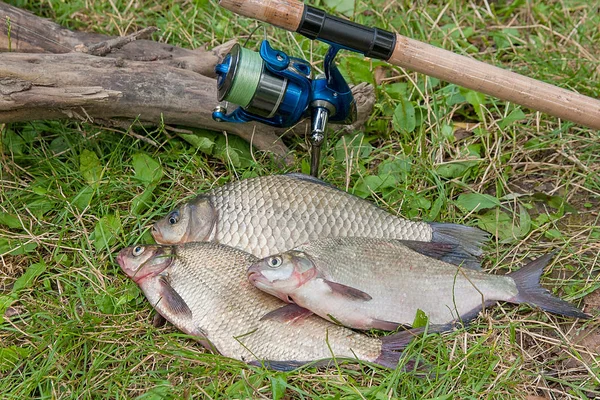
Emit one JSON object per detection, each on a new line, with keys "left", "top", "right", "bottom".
{"left": 247, "top": 237, "right": 590, "bottom": 330}
{"left": 151, "top": 173, "right": 489, "bottom": 266}
{"left": 116, "top": 241, "right": 439, "bottom": 371}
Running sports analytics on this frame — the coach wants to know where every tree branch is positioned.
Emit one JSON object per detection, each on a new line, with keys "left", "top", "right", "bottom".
{"left": 0, "top": 2, "right": 375, "bottom": 162}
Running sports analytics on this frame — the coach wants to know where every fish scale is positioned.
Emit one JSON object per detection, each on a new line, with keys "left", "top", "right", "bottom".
{"left": 117, "top": 242, "right": 425, "bottom": 368}
{"left": 153, "top": 174, "right": 480, "bottom": 260}
{"left": 292, "top": 239, "right": 517, "bottom": 322}
{"left": 247, "top": 237, "right": 589, "bottom": 331}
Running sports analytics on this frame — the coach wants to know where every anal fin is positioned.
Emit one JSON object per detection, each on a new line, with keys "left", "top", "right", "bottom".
{"left": 248, "top": 359, "right": 309, "bottom": 371}
{"left": 370, "top": 318, "right": 404, "bottom": 331}
{"left": 248, "top": 359, "right": 337, "bottom": 371}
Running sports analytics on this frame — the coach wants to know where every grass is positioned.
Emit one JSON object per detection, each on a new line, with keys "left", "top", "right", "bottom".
{"left": 1, "top": 0, "right": 599, "bottom": 398}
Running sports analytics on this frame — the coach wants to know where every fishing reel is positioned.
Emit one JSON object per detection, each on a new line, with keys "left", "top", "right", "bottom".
{"left": 212, "top": 40, "right": 356, "bottom": 176}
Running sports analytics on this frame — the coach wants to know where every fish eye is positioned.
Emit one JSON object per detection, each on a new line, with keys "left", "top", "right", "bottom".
{"left": 267, "top": 256, "right": 283, "bottom": 268}
{"left": 168, "top": 210, "right": 180, "bottom": 225}
{"left": 132, "top": 246, "right": 145, "bottom": 257}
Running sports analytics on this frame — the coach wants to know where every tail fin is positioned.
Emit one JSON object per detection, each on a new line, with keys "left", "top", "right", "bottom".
{"left": 375, "top": 324, "right": 453, "bottom": 368}
{"left": 430, "top": 223, "right": 489, "bottom": 257}
{"left": 509, "top": 253, "right": 590, "bottom": 319}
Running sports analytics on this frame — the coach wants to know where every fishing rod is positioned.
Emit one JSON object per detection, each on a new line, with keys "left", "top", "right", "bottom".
{"left": 212, "top": 0, "right": 600, "bottom": 176}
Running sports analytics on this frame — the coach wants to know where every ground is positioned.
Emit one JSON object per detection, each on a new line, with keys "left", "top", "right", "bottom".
{"left": 0, "top": 0, "right": 598, "bottom": 398}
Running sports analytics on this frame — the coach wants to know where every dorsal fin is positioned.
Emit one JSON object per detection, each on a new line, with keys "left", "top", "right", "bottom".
{"left": 285, "top": 173, "right": 339, "bottom": 190}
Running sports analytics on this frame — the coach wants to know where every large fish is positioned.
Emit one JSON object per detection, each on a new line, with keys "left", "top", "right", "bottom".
{"left": 116, "top": 241, "right": 436, "bottom": 370}
{"left": 151, "top": 174, "right": 489, "bottom": 264}
{"left": 247, "top": 237, "right": 590, "bottom": 330}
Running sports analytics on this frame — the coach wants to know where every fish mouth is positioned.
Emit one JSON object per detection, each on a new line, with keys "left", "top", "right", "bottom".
{"left": 247, "top": 271, "right": 274, "bottom": 292}
{"left": 116, "top": 252, "right": 125, "bottom": 269}
{"left": 151, "top": 224, "right": 166, "bottom": 243}
{"left": 116, "top": 248, "right": 138, "bottom": 277}
{"left": 247, "top": 271, "right": 293, "bottom": 303}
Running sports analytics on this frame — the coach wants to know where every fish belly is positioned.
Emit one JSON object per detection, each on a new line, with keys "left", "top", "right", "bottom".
{"left": 352, "top": 272, "right": 518, "bottom": 325}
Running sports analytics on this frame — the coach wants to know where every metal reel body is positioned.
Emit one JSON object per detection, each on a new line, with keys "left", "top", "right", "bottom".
{"left": 213, "top": 40, "right": 356, "bottom": 128}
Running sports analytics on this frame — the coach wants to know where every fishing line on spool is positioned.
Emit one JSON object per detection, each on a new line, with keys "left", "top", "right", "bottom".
{"left": 222, "top": 47, "right": 263, "bottom": 108}
{"left": 217, "top": 24, "right": 269, "bottom": 112}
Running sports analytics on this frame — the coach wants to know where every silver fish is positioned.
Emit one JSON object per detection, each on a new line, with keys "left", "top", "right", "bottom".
{"left": 247, "top": 237, "right": 589, "bottom": 330}
{"left": 151, "top": 173, "right": 488, "bottom": 264}
{"left": 116, "top": 241, "right": 433, "bottom": 370}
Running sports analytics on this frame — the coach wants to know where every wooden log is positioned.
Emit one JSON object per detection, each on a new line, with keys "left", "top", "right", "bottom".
{"left": 0, "top": 2, "right": 376, "bottom": 161}
{"left": 0, "top": 1, "right": 223, "bottom": 77}
{"left": 0, "top": 1, "right": 107, "bottom": 52}
{"left": 0, "top": 51, "right": 292, "bottom": 159}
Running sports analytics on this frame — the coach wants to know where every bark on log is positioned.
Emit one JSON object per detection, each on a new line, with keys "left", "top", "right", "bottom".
{"left": 0, "top": 2, "right": 375, "bottom": 161}
{"left": 0, "top": 51, "right": 292, "bottom": 159}
{"left": 0, "top": 1, "right": 222, "bottom": 77}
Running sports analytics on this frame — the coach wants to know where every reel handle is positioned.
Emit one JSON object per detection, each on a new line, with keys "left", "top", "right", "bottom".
{"left": 219, "top": 0, "right": 600, "bottom": 130}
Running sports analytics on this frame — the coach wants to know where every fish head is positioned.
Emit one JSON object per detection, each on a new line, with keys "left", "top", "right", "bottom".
{"left": 247, "top": 251, "right": 317, "bottom": 302}
{"left": 117, "top": 245, "right": 174, "bottom": 284}
{"left": 151, "top": 196, "right": 216, "bottom": 244}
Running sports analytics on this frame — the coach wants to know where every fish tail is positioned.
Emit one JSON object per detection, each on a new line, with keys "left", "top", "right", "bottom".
{"left": 430, "top": 223, "right": 489, "bottom": 257}
{"left": 375, "top": 324, "right": 452, "bottom": 369}
{"left": 509, "top": 253, "right": 590, "bottom": 319}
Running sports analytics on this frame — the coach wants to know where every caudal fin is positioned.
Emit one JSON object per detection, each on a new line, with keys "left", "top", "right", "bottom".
{"left": 430, "top": 223, "right": 489, "bottom": 257}
{"left": 509, "top": 253, "right": 590, "bottom": 320}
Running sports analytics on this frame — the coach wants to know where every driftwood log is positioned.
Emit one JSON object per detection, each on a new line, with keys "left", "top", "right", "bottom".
{"left": 0, "top": 2, "right": 375, "bottom": 161}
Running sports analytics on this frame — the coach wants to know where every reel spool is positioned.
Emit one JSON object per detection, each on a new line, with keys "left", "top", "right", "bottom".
{"left": 213, "top": 41, "right": 312, "bottom": 127}
{"left": 212, "top": 40, "right": 357, "bottom": 176}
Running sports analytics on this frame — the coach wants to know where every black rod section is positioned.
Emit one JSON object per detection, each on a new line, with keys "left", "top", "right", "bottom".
{"left": 297, "top": 5, "right": 396, "bottom": 60}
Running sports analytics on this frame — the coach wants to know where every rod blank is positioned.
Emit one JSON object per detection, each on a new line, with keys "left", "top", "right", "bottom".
{"left": 390, "top": 35, "right": 600, "bottom": 130}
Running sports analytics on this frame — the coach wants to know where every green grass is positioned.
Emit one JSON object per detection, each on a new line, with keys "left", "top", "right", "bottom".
{"left": 1, "top": 0, "right": 599, "bottom": 398}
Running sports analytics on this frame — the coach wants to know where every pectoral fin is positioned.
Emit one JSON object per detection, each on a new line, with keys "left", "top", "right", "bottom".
{"left": 152, "top": 313, "right": 167, "bottom": 328}
{"left": 260, "top": 304, "right": 313, "bottom": 324}
{"left": 323, "top": 279, "right": 372, "bottom": 301}
{"left": 158, "top": 276, "right": 192, "bottom": 319}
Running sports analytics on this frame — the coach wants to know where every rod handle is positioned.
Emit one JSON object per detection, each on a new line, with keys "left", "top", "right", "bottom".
{"left": 390, "top": 35, "right": 600, "bottom": 130}
{"left": 219, "top": 0, "right": 304, "bottom": 31}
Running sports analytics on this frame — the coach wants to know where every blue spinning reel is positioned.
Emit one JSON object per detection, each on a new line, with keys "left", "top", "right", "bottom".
{"left": 212, "top": 40, "right": 356, "bottom": 176}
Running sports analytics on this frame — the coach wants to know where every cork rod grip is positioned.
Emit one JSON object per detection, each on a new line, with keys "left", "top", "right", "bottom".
{"left": 219, "top": 0, "right": 304, "bottom": 31}
{"left": 390, "top": 35, "right": 600, "bottom": 130}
